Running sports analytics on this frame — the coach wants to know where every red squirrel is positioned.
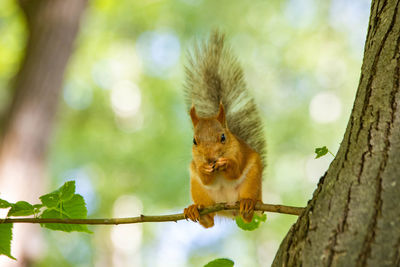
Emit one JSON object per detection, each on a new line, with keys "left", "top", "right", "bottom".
{"left": 183, "top": 32, "right": 266, "bottom": 228}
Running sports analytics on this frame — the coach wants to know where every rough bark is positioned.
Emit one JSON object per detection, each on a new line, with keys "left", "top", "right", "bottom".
{"left": 273, "top": 1, "right": 400, "bottom": 266}
{"left": 0, "top": 0, "right": 87, "bottom": 265}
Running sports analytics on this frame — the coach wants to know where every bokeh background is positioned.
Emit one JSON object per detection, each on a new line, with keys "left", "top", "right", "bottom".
{"left": 0, "top": 0, "right": 371, "bottom": 266}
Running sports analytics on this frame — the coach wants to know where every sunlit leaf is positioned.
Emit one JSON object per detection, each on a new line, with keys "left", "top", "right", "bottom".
{"left": 0, "top": 223, "right": 15, "bottom": 260}
{"left": 59, "top": 181, "right": 76, "bottom": 201}
{"left": 235, "top": 213, "right": 267, "bottom": 231}
{"left": 315, "top": 146, "right": 329, "bottom": 159}
{"left": 39, "top": 193, "right": 59, "bottom": 208}
{"left": 39, "top": 181, "right": 76, "bottom": 208}
{"left": 40, "top": 194, "right": 91, "bottom": 233}
{"left": 0, "top": 199, "right": 12, "bottom": 209}
{"left": 204, "top": 258, "right": 234, "bottom": 267}
{"left": 7, "top": 201, "right": 34, "bottom": 217}
{"left": 33, "top": 204, "right": 43, "bottom": 209}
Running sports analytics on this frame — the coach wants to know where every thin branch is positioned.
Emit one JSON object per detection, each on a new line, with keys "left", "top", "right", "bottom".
{"left": 1, "top": 202, "right": 304, "bottom": 225}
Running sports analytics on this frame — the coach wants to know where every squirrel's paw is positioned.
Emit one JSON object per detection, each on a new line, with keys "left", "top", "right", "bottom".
{"left": 199, "top": 213, "right": 215, "bottom": 228}
{"left": 239, "top": 198, "right": 257, "bottom": 223}
{"left": 184, "top": 204, "right": 203, "bottom": 222}
{"left": 214, "top": 158, "right": 228, "bottom": 171}
{"left": 200, "top": 164, "right": 214, "bottom": 175}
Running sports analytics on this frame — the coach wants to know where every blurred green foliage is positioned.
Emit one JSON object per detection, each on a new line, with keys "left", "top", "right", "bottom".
{"left": 0, "top": 0, "right": 370, "bottom": 266}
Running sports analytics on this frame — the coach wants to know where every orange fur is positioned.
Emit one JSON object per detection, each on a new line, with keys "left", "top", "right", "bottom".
{"left": 184, "top": 105, "right": 262, "bottom": 228}
{"left": 183, "top": 32, "right": 266, "bottom": 228}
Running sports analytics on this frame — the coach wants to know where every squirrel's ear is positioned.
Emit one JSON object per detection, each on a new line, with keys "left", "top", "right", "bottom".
{"left": 190, "top": 105, "right": 199, "bottom": 127}
{"left": 217, "top": 102, "right": 226, "bottom": 127}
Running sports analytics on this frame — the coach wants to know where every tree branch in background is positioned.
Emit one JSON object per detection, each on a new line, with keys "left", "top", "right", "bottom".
{"left": 0, "top": 1, "right": 87, "bottom": 263}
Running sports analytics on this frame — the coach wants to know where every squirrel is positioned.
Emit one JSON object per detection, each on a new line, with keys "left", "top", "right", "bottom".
{"left": 183, "top": 31, "right": 266, "bottom": 228}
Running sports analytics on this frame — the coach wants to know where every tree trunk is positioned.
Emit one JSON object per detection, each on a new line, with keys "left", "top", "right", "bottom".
{"left": 0, "top": 0, "right": 86, "bottom": 265}
{"left": 273, "top": 1, "right": 400, "bottom": 266}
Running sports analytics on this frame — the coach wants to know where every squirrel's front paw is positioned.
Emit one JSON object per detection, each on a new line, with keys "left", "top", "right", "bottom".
{"left": 184, "top": 204, "right": 203, "bottom": 222}
{"left": 214, "top": 158, "right": 229, "bottom": 171}
{"left": 200, "top": 164, "right": 214, "bottom": 175}
{"left": 239, "top": 198, "right": 257, "bottom": 223}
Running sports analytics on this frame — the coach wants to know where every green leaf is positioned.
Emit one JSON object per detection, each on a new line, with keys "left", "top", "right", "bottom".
{"left": 40, "top": 194, "right": 91, "bottom": 233}
{"left": 204, "top": 258, "right": 234, "bottom": 267}
{"left": 235, "top": 213, "right": 267, "bottom": 231}
{"left": 315, "top": 146, "right": 329, "bottom": 159}
{"left": 0, "top": 223, "right": 16, "bottom": 260}
{"left": 33, "top": 204, "right": 44, "bottom": 217}
{"left": 39, "top": 193, "right": 59, "bottom": 208}
{"left": 33, "top": 204, "right": 43, "bottom": 209}
{"left": 0, "top": 199, "right": 12, "bottom": 209}
{"left": 39, "top": 181, "right": 76, "bottom": 208}
{"left": 59, "top": 181, "right": 76, "bottom": 201}
{"left": 7, "top": 201, "right": 34, "bottom": 217}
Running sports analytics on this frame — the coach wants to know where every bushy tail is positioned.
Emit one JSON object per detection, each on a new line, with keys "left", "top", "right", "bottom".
{"left": 184, "top": 31, "right": 266, "bottom": 166}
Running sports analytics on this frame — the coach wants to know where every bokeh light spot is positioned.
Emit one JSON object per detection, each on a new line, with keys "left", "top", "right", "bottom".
{"left": 63, "top": 80, "right": 93, "bottom": 110}
{"left": 309, "top": 91, "right": 342, "bottom": 123}
{"left": 136, "top": 31, "right": 180, "bottom": 77}
{"left": 111, "top": 80, "right": 142, "bottom": 118}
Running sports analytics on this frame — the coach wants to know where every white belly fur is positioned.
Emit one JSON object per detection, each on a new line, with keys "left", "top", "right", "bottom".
{"left": 202, "top": 162, "right": 252, "bottom": 205}
{"left": 206, "top": 173, "right": 240, "bottom": 204}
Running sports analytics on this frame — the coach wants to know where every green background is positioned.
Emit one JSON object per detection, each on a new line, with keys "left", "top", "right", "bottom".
{"left": 0, "top": 0, "right": 370, "bottom": 266}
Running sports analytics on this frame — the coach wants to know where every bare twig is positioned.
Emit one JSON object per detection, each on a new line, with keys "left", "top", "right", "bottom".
{"left": 1, "top": 202, "right": 304, "bottom": 225}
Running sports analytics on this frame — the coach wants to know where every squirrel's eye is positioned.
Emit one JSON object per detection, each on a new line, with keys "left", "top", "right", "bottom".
{"left": 221, "top": 133, "right": 226, "bottom": 143}
{"left": 193, "top": 138, "right": 197, "bottom": 145}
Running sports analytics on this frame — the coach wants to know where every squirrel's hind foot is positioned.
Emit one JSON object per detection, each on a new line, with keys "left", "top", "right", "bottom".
{"left": 184, "top": 204, "right": 215, "bottom": 228}
{"left": 184, "top": 204, "right": 202, "bottom": 222}
{"left": 239, "top": 198, "right": 257, "bottom": 223}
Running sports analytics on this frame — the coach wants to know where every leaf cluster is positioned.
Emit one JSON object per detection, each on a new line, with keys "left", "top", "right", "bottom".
{"left": 0, "top": 181, "right": 90, "bottom": 260}
{"left": 0, "top": 181, "right": 269, "bottom": 262}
